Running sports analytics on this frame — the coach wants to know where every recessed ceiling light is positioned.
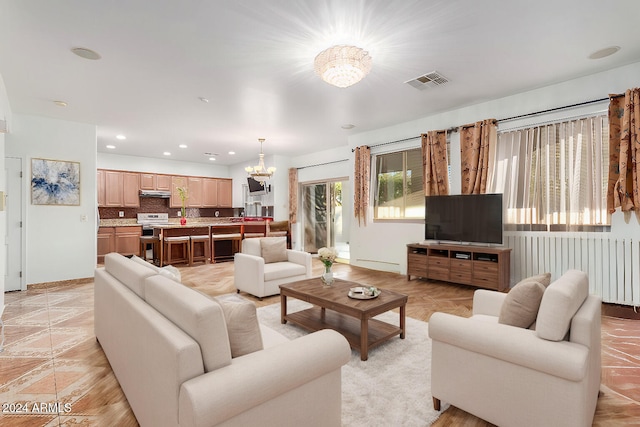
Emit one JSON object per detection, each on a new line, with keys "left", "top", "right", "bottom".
{"left": 53, "top": 100, "right": 67, "bottom": 107}
{"left": 179, "top": 144, "right": 188, "bottom": 148}
{"left": 116, "top": 134, "right": 126, "bottom": 140}
{"left": 589, "top": 46, "right": 621, "bottom": 59}
{"left": 71, "top": 47, "right": 101, "bottom": 60}
{"left": 199, "top": 97, "right": 209, "bottom": 103}
{"left": 106, "top": 145, "right": 116, "bottom": 149}
{"left": 341, "top": 124, "right": 355, "bottom": 129}
{"left": 209, "top": 157, "right": 216, "bottom": 161}
{"left": 228, "top": 151, "right": 235, "bottom": 155}
{"left": 163, "top": 152, "right": 171, "bottom": 156}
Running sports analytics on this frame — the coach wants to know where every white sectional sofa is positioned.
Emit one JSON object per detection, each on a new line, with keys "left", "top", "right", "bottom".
{"left": 429, "top": 270, "right": 601, "bottom": 427}
{"left": 95, "top": 253, "right": 350, "bottom": 427}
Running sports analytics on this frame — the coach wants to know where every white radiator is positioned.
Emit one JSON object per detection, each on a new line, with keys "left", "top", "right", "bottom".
{"left": 505, "top": 232, "right": 640, "bottom": 306}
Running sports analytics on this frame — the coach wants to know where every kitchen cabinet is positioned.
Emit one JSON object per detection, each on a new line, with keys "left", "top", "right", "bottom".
{"left": 97, "top": 226, "right": 142, "bottom": 262}
{"left": 187, "top": 177, "right": 203, "bottom": 207}
{"left": 171, "top": 176, "right": 187, "bottom": 208}
{"left": 104, "top": 170, "right": 124, "bottom": 207}
{"left": 97, "top": 227, "right": 115, "bottom": 263}
{"left": 115, "top": 226, "right": 142, "bottom": 256}
{"left": 140, "top": 173, "right": 172, "bottom": 191}
{"left": 103, "top": 170, "right": 139, "bottom": 207}
{"left": 97, "top": 170, "right": 106, "bottom": 207}
{"left": 139, "top": 173, "right": 156, "bottom": 190}
{"left": 123, "top": 172, "right": 140, "bottom": 207}
{"left": 217, "top": 179, "right": 232, "bottom": 207}
{"left": 156, "top": 174, "right": 171, "bottom": 191}
{"left": 202, "top": 178, "right": 218, "bottom": 207}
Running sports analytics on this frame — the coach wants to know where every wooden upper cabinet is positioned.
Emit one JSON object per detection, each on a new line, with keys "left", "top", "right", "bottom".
{"left": 139, "top": 173, "right": 156, "bottom": 190}
{"left": 187, "top": 177, "right": 203, "bottom": 207}
{"left": 202, "top": 178, "right": 218, "bottom": 207}
{"left": 123, "top": 172, "right": 140, "bottom": 207}
{"left": 97, "top": 169, "right": 106, "bottom": 207}
{"left": 217, "top": 179, "right": 232, "bottom": 207}
{"left": 104, "top": 170, "right": 124, "bottom": 207}
{"left": 171, "top": 176, "right": 187, "bottom": 208}
{"left": 156, "top": 174, "right": 171, "bottom": 191}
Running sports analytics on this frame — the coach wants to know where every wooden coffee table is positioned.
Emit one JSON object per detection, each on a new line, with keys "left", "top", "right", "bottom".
{"left": 279, "top": 278, "right": 408, "bottom": 361}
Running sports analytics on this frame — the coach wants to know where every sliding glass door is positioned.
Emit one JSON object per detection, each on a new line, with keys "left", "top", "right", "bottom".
{"left": 301, "top": 180, "right": 350, "bottom": 259}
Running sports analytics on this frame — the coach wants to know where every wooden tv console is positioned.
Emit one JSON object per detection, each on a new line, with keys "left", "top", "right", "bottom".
{"left": 407, "top": 243, "right": 511, "bottom": 292}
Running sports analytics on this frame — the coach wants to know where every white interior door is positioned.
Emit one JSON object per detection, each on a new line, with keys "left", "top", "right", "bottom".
{"left": 5, "top": 157, "right": 23, "bottom": 291}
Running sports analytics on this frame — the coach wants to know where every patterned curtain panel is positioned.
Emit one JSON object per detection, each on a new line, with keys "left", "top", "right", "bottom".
{"left": 460, "top": 119, "right": 497, "bottom": 194}
{"left": 354, "top": 145, "right": 371, "bottom": 226}
{"left": 288, "top": 168, "right": 298, "bottom": 223}
{"left": 607, "top": 88, "right": 640, "bottom": 213}
{"left": 421, "top": 131, "right": 450, "bottom": 196}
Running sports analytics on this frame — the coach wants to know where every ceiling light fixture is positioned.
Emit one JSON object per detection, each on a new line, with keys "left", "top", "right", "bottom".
{"left": 179, "top": 144, "right": 187, "bottom": 148}
{"left": 106, "top": 145, "right": 116, "bottom": 149}
{"left": 53, "top": 100, "right": 67, "bottom": 107}
{"left": 163, "top": 152, "right": 171, "bottom": 156}
{"left": 314, "top": 45, "right": 372, "bottom": 88}
{"left": 245, "top": 138, "right": 276, "bottom": 183}
{"left": 116, "top": 134, "right": 126, "bottom": 140}
{"left": 228, "top": 151, "right": 235, "bottom": 155}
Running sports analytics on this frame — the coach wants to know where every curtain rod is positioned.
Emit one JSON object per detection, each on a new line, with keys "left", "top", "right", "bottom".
{"left": 349, "top": 93, "right": 626, "bottom": 150}
{"left": 297, "top": 158, "right": 349, "bottom": 170}
{"left": 498, "top": 94, "right": 623, "bottom": 123}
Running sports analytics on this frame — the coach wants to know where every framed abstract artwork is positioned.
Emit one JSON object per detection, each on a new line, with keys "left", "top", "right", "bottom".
{"left": 31, "top": 158, "right": 81, "bottom": 205}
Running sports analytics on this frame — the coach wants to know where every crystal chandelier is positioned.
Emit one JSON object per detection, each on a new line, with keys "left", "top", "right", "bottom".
{"left": 314, "top": 45, "right": 372, "bottom": 88}
{"left": 245, "top": 138, "right": 276, "bottom": 183}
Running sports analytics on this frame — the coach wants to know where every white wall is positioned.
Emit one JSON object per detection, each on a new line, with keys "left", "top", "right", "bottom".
{"left": 294, "top": 61, "right": 640, "bottom": 276}
{"left": 98, "top": 152, "right": 230, "bottom": 178}
{"left": 0, "top": 75, "right": 10, "bottom": 309}
{"left": 5, "top": 114, "right": 97, "bottom": 285}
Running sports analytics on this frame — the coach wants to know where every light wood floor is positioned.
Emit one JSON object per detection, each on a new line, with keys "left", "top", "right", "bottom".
{"left": 2, "top": 259, "right": 639, "bottom": 426}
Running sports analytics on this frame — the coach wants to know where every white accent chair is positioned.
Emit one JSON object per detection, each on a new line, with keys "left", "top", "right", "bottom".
{"left": 234, "top": 237, "right": 312, "bottom": 299}
{"left": 428, "top": 270, "right": 601, "bottom": 427}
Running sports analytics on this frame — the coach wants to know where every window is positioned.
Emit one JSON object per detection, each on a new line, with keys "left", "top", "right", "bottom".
{"left": 489, "top": 115, "right": 609, "bottom": 228}
{"left": 374, "top": 148, "right": 424, "bottom": 219}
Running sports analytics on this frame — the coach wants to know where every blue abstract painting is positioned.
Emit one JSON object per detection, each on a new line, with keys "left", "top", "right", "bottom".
{"left": 31, "top": 158, "right": 80, "bottom": 205}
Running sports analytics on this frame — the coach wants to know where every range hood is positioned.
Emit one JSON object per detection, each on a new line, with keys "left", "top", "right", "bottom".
{"left": 139, "top": 190, "right": 171, "bottom": 198}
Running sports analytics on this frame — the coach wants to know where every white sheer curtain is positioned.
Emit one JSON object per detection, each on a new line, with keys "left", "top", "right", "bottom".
{"left": 488, "top": 115, "right": 609, "bottom": 227}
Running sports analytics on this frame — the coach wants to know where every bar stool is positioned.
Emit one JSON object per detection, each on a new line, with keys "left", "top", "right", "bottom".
{"left": 139, "top": 235, "right": 160, "bottom": 265}
{"left": 242, "top": 222, "right": 266, "bottom": 239}
{"left": 189, "top": 234, "right": 211, "bottom": 266}
{"left": 211, "top": 225, "right": 243, "bottom": 263}
{"left": 163, "top": 236, "right": 190, "bottom": 266}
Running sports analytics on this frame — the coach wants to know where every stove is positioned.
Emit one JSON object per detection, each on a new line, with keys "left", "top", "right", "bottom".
{"left": 137, "top": 213, "right": 169, "bottom": 235}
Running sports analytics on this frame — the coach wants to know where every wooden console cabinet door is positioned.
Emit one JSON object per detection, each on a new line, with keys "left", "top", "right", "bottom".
{"left": 217, "top": 179, "right": 232, "bottom": 207}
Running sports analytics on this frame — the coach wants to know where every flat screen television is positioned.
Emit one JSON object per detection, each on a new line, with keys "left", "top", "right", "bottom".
{"left": 247, "top": 177, "right": 268, "bottom": 196}
{"left": 425, "top": 193, "right": 503, "bottom": 245}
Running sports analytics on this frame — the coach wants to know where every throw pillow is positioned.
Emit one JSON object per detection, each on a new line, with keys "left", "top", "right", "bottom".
{"left": 536, "top": 270, "right": 589, "bottom": 341}
{"left": 215, "top": 294, "right": 264, "bottom": 357}
{"left": 517, "top": 272, "right": 552, "bottom": 288}
{"left": 498, "top": 280, "right": 546, "bottom": 328}
{"left": 260, "top": 237, "right": 288, "bottom": 263}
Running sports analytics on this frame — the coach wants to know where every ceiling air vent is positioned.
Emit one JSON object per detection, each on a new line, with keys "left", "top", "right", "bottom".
{"left": 405, "top": 71, "right": 449, "bottom": 90}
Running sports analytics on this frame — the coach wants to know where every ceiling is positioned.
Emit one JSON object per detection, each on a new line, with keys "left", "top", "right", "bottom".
{"left": 1, "top": 0, "right": 639, "bottom": 166}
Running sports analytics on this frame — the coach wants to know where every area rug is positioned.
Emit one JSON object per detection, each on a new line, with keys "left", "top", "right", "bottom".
{"left": 257, "top": 300, "right": 447, "bottom": 427}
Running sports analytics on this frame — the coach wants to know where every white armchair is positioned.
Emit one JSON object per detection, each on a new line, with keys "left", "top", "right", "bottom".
{"left": 234, "top": 237, "right": 312, "bottom": 299}
{"left": 428, "top": 270, "right": 601, "bottom": 427}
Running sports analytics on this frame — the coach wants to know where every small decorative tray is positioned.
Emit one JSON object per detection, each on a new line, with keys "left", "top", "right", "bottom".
{"left": 348, "top": 286, "right": 381, "bottom": 300}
